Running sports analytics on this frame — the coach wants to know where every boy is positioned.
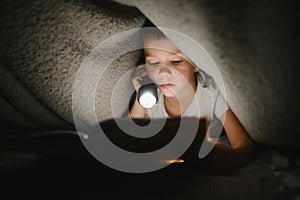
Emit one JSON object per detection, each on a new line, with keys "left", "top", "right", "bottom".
{"left": 129, "top": 27, "right": 256, "bottom": 172}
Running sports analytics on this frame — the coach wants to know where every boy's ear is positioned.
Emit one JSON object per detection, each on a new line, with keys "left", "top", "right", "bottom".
{"left": 194, "top": 67, "right": 200, "bottom": 73}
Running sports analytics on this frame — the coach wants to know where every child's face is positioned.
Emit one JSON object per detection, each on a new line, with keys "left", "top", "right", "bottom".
{"left": 144, "top": 37, "right": 198, "bottom": 98}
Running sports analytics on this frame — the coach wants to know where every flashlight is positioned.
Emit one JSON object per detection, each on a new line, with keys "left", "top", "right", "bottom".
{"left": 137, "top": 76, "right": 158, "bottom": 109}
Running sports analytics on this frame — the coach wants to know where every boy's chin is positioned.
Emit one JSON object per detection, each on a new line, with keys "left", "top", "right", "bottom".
{"left": 161, "top": 90, "right": 177, "bottom": 98}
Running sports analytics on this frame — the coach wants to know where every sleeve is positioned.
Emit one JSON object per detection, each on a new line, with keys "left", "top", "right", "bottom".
{"left": 213, "top": 89, "right": 230, "bottom": 119}
{"left": 198, "top": 70, "right": 230, "bottom": 119}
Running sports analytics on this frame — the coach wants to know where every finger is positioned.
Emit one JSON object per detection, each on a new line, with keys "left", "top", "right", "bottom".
{"left": 132, "top": 67, "right": 147, "bottom": 78}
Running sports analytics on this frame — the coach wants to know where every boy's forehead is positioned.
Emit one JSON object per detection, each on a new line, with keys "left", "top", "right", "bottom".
{"left": 143, "top": 38, "right": 180, "bottom": 56}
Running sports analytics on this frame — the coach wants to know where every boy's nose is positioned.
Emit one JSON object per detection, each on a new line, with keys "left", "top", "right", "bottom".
{"left": 157, "top": 64, "right": 171, "bottom": 76}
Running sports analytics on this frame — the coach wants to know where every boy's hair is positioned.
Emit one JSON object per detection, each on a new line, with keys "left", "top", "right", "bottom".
{"left": 141, "top": 27, "right": 166, "bottom": 41}
{"left": 141, "top": 19, "right": 166, "bottom": 41}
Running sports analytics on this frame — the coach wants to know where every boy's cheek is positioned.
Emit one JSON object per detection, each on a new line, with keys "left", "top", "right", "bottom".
{"left": 146, "top": 71, "right": 157, "bottom": 81}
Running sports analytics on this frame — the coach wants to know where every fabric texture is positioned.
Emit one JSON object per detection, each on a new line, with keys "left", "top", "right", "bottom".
{"left": 0, "top": 0, "right": 146, "bottom": 130}
{"left": 0, "top": 0, "right": 299, "bottom": 150}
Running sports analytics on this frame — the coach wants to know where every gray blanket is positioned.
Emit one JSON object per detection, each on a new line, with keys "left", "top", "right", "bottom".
{"left": 0, "top": 0, "right": 299, "bottom": 151}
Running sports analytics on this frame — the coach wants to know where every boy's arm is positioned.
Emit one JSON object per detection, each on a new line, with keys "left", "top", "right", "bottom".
{"left": 220, "top": 109, "right": 255, "bottom": 150}
{"left": 205, "top": 109, "right": 257, "bottom": 173}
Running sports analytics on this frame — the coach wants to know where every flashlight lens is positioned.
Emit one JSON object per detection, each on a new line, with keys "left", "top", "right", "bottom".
{"left": 139, "top": 92, "right": 157, "bottom": 108}
{"left": 137, "top": 83, "right": 158, "bottom": 108}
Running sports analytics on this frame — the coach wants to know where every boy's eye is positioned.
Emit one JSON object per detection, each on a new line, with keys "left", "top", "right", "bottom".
{"left": 148, "top": 62, "right": 159, "bottom": 66}
{"left": 171, "top": 60, "right": 183, "bottom": 65}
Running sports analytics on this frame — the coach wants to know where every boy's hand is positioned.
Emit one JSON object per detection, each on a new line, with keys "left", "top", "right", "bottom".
{"left": 131, "top": 64, "right": 147, "bottom": 92}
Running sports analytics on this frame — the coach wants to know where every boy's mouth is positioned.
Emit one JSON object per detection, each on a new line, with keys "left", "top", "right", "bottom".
{"left": 159, "top": 83, "right": 175, "bottom": 90}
